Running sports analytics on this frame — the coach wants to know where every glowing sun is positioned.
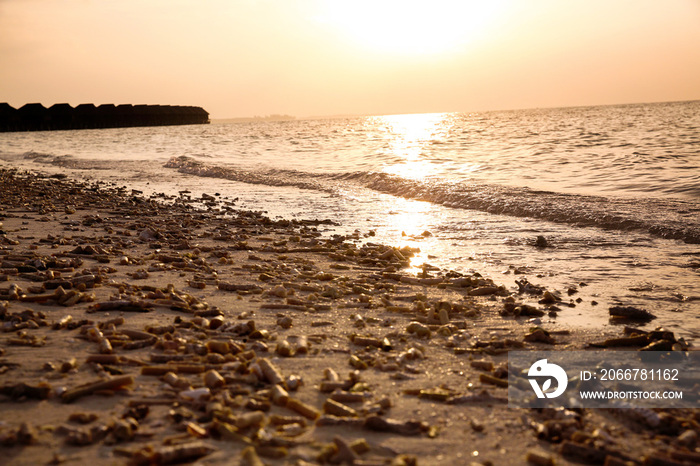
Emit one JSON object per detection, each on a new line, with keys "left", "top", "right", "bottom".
{"left": 322, "top": 0, "right": 506, "bottom": 56}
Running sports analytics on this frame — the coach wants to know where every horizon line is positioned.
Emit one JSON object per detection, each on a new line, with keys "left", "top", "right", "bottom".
{"left": 213, "top": 97, "right": 700, "bottom": 122}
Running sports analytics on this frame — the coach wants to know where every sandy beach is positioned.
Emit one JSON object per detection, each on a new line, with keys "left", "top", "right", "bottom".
{"left": 0, "top": 168, "right": 698, "bottom": 466}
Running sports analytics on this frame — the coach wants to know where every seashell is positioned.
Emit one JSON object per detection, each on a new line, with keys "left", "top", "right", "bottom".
{"left": 330, "top": 436, "right": 359, "bottom": 464}
{"left": 180, "top": 387, "right": 211, "bottom": 403}
{"left": 286, "top": 374, "right": 303, "bottom": 391}
{"left": 406, "top": 321, "right": 431, "bottom": 338}
{"left": 352, "top": 335, "right": 382, "bottom": 348}
{"left": 323, "top": 367, "right": 340, "bottom": 382}
{"left": 185, "top": 421, "right": 207, "bottom": 438}
{"left": 479, "top": 373, "right": 508, "bottom": 388}
{"left": 363, "top": 415, "right": 425, "bottom": 436}
{"left": 349, "top": 355, "right": 368, "bottom": 370}
{"left": 134, "top": 442, "right": 216, "bottom": 465}
{"left": 275, "top": 340, "right": 294, "bottom": 357}
{"left": 205, "top": 340, "right": 230, "bottom": 354}
{"left": 258, "top": 358, "right": 284, "bottom": 385}
{"left": 240, "top": 446, "right": 264, "bottom": 466}
{"left": 468, "top": 286, "right": 499, "bottom": 296}
{"left": 286, "top": 397, "right": 320, "bottom": 420}
{"left": 470, "top": 360, "right": 494, "bottom": 372}
{"left": 323, "top": 398, "right": 358, "bottom": 417}
{"left": 203, "top": 370, "right": 225, "bottom": 389}
{"left": 271, "top": 384, "right": 289, "bottom": 406}
{"left": 290, "top": 335, "right": 309, "bottom": 354}
{"left": 163, "top": 372, "right": 188, "bottom": 389}
{"left": 438, "top": 307, "right": 450, "bottom": 325}
{"left": 61, "top": 375, "right": 134, "bottom": 403}
{"left": 60, "top": 357, "right": 78, "bottom": 373}
{"left": 526, "top": 450, "right": 554, "bottom": 466}
{"left": 278, "top": 423, "right": 306, "bottom": 437}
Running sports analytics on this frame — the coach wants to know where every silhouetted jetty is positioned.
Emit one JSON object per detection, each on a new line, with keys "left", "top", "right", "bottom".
{"left": 0, "top": 103, "right": 209, "bottom": 132}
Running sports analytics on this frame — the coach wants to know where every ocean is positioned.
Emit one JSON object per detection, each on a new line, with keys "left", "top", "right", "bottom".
{"left": 1, "top": 100, "right": 699, "bottom": 338}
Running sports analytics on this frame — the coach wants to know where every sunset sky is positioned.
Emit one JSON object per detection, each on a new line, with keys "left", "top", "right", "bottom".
{"left": 1, "top": 0, "right": 699, "bottom": 119}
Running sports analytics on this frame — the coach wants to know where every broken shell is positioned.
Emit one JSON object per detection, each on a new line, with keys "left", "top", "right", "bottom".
{"left": 470, "top": 360, "right": 494, "bottom": 372}
{"left": 185, "top": 421, "right": 208, "bottom": 438}
{"left": 163, "top": 372, "right": 189, "bottom": 389}
{"left": 205, "top": 340, "right": 230, "bottom": 354}
{"left": 203, "top": 370, "right": 225, "bottom": 389}
{"left": 180, "top": 387, "right": 211, "bottom": 402}
{"left": 363, "top": 415, "right": 425, "bottom": 436}
{"left": 286, "top": 397, "right": 320, "bottom": 420}
{"left": 406, "top": 321, "right": 431, "bottom": 338}
{"left": 271, "top": 384, "right": 289, "bottom": 406}
{"left": 323, "top": 367, "right": 340, "bottom": 382}
{"left": 352, "top": 335, "right": 382, "bottom": 348}
{"left": 323, "top": 398, "right": 358, "bottom": 417}
{"left": 330, "top": 391, "right": 370, "bottom": 403}
{"left": 349, "top": 355, "right": 368, "bottom": 370}
{"left": 479, "top": 373, "right": 508, "bottom": 388}
{"left": 60, "top": 357, "right": 78, "bottom": 373}
{"left": 135, "top": 442, "right": 216, "bottom": 465}
{"left": 240, "top": 446, "right": 265, "bottom": 466}
{"left": 330, "top": 436, "right": 359, "bottom": 464}
{"left": 275, "top": 340, "right": 294, "bottom": 357}
{"left": 525, "top": 450, "right": 555, "bottom": 466}
{"left": 290, "top": 335, "right": 308, "bottom": 354}
{"left": 258, "top": 358, "right": 284, "bottom": 385}
{"left": 98, "top": 337, "right": 113, "bottom": 354}
{"left": 68, "top": 412, "right": 99, "bottom": 424}
{"left": 235, "top": 410, "right": 266, "bottom": 429}
{"left": 61, "top": 375, "right": 134, "bottom": 403}
{"left": 209, "top": 316, "right": 224, "bottom": 330}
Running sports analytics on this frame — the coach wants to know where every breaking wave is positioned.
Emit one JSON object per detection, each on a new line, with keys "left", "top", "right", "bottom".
{"left": 165, "top": 156, "right": 700, "bottom": 244}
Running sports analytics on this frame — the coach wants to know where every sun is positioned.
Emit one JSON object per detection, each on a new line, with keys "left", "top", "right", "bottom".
{"left": 321, "top": 0, "right": 506, "bottom": 56}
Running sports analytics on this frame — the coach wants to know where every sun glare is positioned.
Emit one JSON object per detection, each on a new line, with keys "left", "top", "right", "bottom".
{"left": 322, "top": 0, "right": 506, "bottom": 56}
{"left": 369, "top": 113, "right": 452, "bottom": 179}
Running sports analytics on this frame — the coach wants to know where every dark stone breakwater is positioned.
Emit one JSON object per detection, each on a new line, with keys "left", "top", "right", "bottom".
{"left": 0, "top": 103, "right": 209, "bottom": 132}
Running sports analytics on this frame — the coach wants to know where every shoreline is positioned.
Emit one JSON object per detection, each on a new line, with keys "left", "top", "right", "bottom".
{"left": 0, "top": 168, "right": 696, "bottom": 465}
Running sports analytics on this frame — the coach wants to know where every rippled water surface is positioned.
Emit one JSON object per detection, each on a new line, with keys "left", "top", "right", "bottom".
{"left": 1, "top": 100, "right": 699, "bottom": 338}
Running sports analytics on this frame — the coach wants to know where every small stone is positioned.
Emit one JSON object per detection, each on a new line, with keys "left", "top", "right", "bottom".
{"left": 534, "top": 236, "right": 548, "bottom": 248}
{"left": 270, "top": 285, "right": 287, "bottom": 298}
{"left": 277, "top": 315, "right": 293, "bottom": 329}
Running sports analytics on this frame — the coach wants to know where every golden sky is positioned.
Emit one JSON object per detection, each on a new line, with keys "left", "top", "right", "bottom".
{"left": 1, "top": 0, "right": 699, "bottom": 118}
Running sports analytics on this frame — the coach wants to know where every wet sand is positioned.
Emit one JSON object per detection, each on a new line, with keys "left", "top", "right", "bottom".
{"left": 0, "top": 169, "right": 697, "bottom": 465}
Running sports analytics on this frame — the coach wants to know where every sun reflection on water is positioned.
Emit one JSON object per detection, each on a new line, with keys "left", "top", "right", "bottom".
{"left": 368, "top": 112, "right": 454, "bottom": 180}
{"left": 375, "top": 196, "right": 441, "bottom": 275}
{"left": 360, "top": 113, "right": 460, "bottom": 275}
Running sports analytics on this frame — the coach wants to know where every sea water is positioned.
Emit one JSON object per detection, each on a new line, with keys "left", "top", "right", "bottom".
{"left": 1, "top": 100, "right": 699, "bottom": 338}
